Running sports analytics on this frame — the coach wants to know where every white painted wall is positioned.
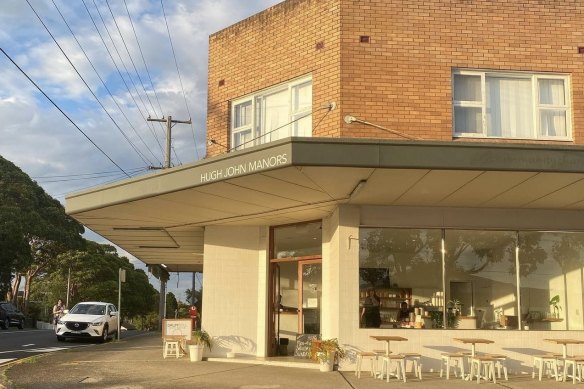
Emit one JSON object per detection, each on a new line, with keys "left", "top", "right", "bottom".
{"left": 202, "top": 225, "right": 268, "bottom": 357}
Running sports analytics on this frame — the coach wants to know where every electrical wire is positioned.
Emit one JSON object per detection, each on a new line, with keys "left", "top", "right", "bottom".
{"left": 104, "top": 0, "right": 160, "bottom": 120}
{"left": 32, "top": 167, "right": 145, "bottom": 179}
{"left": 160, "top": 0, "right": 200, "bottom": 160}
{"left": 48, "top": 0, "right": 163, "bottom": 167}
{"left": 81, "top": 0, "right": 165, "bottom": 158}
{"left": 0, "top": 48, "right": 130, "bottom": 178}
{"left": 25, "top": 0, "right": 152, "bottom": 167}
{"left": 122, "top": 0, "right": 164, "bottom": 117}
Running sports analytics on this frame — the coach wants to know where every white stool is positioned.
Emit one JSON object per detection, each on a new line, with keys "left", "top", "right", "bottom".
{"left": 402, "top": 352, "right": 422, "bottom": 380}
{"left": 563, "top": 356, "right": 584, "bottom": 384}
{"left": 163, "top": 340, "right": 180, "bottom": 358}
{"left": 355, "top": 351, "right": 378, "bottom": 378}
{"left": 440, "top": 352, "right": 465, "bottom": 379}
{"left": 487, "top": 354, "right": 508, "bottom": 381}
{"left": 380, "top": 354, "right": 406, "bottom": 383}
{"left": 470, "top": 356, "right": 496, "bottom": 384}
{"left": 532, "top": 354, "right": 560, "bottom": 381}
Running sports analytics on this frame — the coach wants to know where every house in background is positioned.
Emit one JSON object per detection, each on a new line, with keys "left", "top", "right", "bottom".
{"left": 67, "top": 0, "right": 584, "bottom": 372}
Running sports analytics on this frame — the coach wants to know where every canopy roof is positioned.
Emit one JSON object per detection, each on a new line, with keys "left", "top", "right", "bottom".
{"left": 66, "top": 138, "right": 584, "bottom": 272}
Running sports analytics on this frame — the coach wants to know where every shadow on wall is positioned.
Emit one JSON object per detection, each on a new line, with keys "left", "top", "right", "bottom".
{"left": 212, "top": 335, "right": 257, "bottom": 356}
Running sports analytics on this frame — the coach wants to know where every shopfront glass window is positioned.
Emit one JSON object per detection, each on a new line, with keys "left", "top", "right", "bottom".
{"left": 359, "top": 228, "right": 442, "bottom": 329}
{"left": 273, "top": 222, "right": 322, "bottom": 259}
{"left": 444, "top": 230, "right": 517, "bottom": 329}
{"left": 519, "top": 231, "right": 584, "bottom": 331}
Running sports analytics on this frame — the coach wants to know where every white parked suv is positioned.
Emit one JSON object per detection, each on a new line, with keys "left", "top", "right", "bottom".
{"left": 56, "top": 302, "right": 118, "bottom": 343}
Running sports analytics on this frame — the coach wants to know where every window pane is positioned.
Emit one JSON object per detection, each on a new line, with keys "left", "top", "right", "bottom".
{"left": 273, "top": 222, "right": 322, "bottom": 258}
{"left": 454, "top": 106, "right": 482, "bottom": 134}
{"left": 539, "top": 79, "right": 565, "bottom": 105}
{"left": 293, "top": 82, "right": 312, "bottom": 112}
{"left": 233, "top": 129, "right": 252, "bottom": 150}
{"left": 445, "top": 230, "right": 517, "bottom": 329}
{"left": 234, "top": 101, "right": 252, "bottom": 128}
{"left": 263, "top": 89, "right": 289, "bottom": 142}
{"left": 454, "top": 74, "right": 482, "bottom": 102}
{"left": 359, "top": 228, "right": 443, "bottom": 329}
{"left": 292, "top": 114, "right": 312, "bottom": 137}
{"left": 486, "top": 77, "right": 533, "bottom": 138}
{"left": 539, "top": 109, "right": 567, "bottom": 137}
{"left": 519, "top": 232, "right": 584, "bottom": 331}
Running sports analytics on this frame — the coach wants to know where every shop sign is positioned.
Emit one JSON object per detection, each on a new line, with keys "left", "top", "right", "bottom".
{"left": 200, "top": 153, "right": 289, "bottom": 183}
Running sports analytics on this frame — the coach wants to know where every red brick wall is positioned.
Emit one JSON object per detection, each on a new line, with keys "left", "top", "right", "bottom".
{"left": 206, "top": 0, "right": 342, "bottom": 157}
{"left": 340, "top": 0, "right": 584, "bottom": 143}
{"left": 206, "top": 0, "right": 584, "bottom": 158}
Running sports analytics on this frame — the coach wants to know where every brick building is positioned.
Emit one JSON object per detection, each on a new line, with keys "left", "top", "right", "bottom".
{"left": 67, "top": 0, "right": 584, "bottom": 373}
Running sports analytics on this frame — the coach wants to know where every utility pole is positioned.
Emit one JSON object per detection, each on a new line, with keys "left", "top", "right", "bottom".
{"left": 147, "top": 115, "right": 191, "bottom": 168}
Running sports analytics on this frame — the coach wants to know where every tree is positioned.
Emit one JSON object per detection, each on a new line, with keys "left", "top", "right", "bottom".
{"left": 30, "top": 240, "right": 158, "bottom": 323}
{"left": 166, "top": 292, "right": 178, "bottom": 318}
{"left": 0, "top": 155, "right": 84, "bottom": 303}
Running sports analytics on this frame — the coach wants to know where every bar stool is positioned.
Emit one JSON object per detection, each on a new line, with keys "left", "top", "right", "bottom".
{"left": 563, "top": 356, "right": 584, "bottom": 384}
{"left": 532, "top": 354, "right": 561, "bottom": 381}
{"left": 469, "top": 356, "right": 497, "bottom": 384}
{"left": 487, "top": 354, "right": 508, "bottom": 380}
{"left": 402, "top": 352, "right": 422, "bottom": 380}
{"left": 380, "top": 354, "right": 406, "bottom": 383}
{"left": 440, "top": 352, "right": 465, "bottom": 379}
{"left": 163, "top": 339, "right": 180, "bottom": 358}
{"left": 355, "top": 351, "right": 378, "bottom": 378}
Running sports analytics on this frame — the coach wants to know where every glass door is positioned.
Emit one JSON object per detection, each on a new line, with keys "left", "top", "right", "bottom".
{"left": 300, "top": 261, "right": 321, "bottom": 334}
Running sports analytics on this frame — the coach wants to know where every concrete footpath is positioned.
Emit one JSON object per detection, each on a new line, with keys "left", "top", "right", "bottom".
{"left": 0, "top": 332, "right": 570, "bottom": 388}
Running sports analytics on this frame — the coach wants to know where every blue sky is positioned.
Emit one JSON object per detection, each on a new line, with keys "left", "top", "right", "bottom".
{"left": 0, "top": 0, "right": 282, "bottom": 302}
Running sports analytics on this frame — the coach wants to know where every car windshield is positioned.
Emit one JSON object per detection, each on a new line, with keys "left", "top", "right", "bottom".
{"left": 70, "top": 304, "right": 106, "bottom": 315}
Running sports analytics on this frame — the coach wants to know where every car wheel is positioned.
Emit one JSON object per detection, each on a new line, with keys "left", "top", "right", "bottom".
{"left": 57, "top": 336, "right": 65, "bottom": 342}
{"left": 99, "top": 325, "right": 109, "bottom": 343}
{"left": 17, "top": 319, "right": 24, "bottom": 330}
{"left": 3, "top": 318, "right": 9, "bottom": 330}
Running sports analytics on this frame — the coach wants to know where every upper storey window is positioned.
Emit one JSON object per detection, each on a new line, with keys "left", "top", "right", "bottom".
{"left": 453, "top": 70, "right": 571, "bottom": 141}
{"left": 231, "top": 76, "right": 312, "bottom": 151}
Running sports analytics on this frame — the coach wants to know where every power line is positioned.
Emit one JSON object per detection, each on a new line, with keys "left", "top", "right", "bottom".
{"left": 121, "top": 0, "right": 164, "bottom": 119}
{"left": 81, "top": 0, "right": 165, "bottom": 158}
{"left": 160, "top": 0, "right": 200, "bottom": 160}
{"left": 25, "top": 0, "right": 152, "bottom": 167}
{"left": 48, "top": 0, "right": 163, "bottom": 167}
{"left": 0, "top": 48, "right": 130, "bottom": 178}
{"left": 104, "top": 0, "right": 160, "bottom": 119}
{"left": 32, "top": 167, "right": 145, "bottom": 179}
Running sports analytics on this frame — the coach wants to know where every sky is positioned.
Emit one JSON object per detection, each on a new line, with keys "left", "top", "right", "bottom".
{"left": 0, "top": 0, "right": 282, "bottom": 303}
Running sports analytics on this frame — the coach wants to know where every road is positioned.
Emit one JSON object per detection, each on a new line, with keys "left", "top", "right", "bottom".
{"left": 0, "top": 327, "right": 139, "bottom": 365}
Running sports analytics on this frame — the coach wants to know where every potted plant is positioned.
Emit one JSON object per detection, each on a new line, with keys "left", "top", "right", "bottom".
{"left": 188, "top": 329, "right": 212, "bottom": 362}
{"left": 314, "top": 338, "right": 346, "bottom": 372}
{"left": 549, "top": 295, "right": 562, "bottom": 319}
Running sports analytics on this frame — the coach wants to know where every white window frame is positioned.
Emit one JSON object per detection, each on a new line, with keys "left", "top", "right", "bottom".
{"left": 452, "top": 69, "right": 572, "bottom": 141}
{"left": 231, "top": 75, "right": 312, "bottom": 151}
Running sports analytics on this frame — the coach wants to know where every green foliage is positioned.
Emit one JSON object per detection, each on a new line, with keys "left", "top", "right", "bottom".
{"left": 190, "top": 330, "right": 212, "bottom": 350}
{"left": 549, "top": 295, "right": 561, "bottom": 317}
{"left": 314, "top": 338, "right": 346, "bottom": 362}
{"left": 0, "top": 155, "right": 83, "bottom": 298}
{"left": 30, "top": 240, "right": 158, "bottom": 320}
{"left": 165, "top": 292, "right": 178, "bottom": 317}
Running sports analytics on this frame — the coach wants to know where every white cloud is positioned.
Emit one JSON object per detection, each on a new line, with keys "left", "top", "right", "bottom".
{"left": 0, "top": 0, "right": 282, "bottom": 293}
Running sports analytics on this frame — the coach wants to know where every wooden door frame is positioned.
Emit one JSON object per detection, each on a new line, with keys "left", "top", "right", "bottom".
{"left": 268, "top": 256, "right": 322, "bottom": 356}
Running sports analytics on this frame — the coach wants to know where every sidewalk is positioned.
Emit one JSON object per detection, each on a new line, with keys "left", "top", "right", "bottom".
{"left": 0, "top": 332, "right": 570, "bottom": 388}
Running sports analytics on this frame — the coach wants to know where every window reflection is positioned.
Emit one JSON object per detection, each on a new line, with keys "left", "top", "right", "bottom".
{"left": 359, "top": 228, "right": 442, "bottom": 329}
{"left": 519, "top": 232, "right": 584, "bottom": 330}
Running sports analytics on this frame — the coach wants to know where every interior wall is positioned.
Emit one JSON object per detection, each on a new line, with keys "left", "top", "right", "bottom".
{"left": 202, "top": 225, "right": 265, "bottom": 357}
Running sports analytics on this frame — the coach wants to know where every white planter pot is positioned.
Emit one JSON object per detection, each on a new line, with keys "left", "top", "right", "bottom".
{"left": 317, "top": 351, "right": 335, "bottom": 372}
{"left": 189, "top": 344, "right": 204, "bottom": 362}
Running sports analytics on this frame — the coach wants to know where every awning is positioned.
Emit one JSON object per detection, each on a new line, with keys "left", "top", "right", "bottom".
{"left": 65, "top": 138, "right": 584, "bottom": 272}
